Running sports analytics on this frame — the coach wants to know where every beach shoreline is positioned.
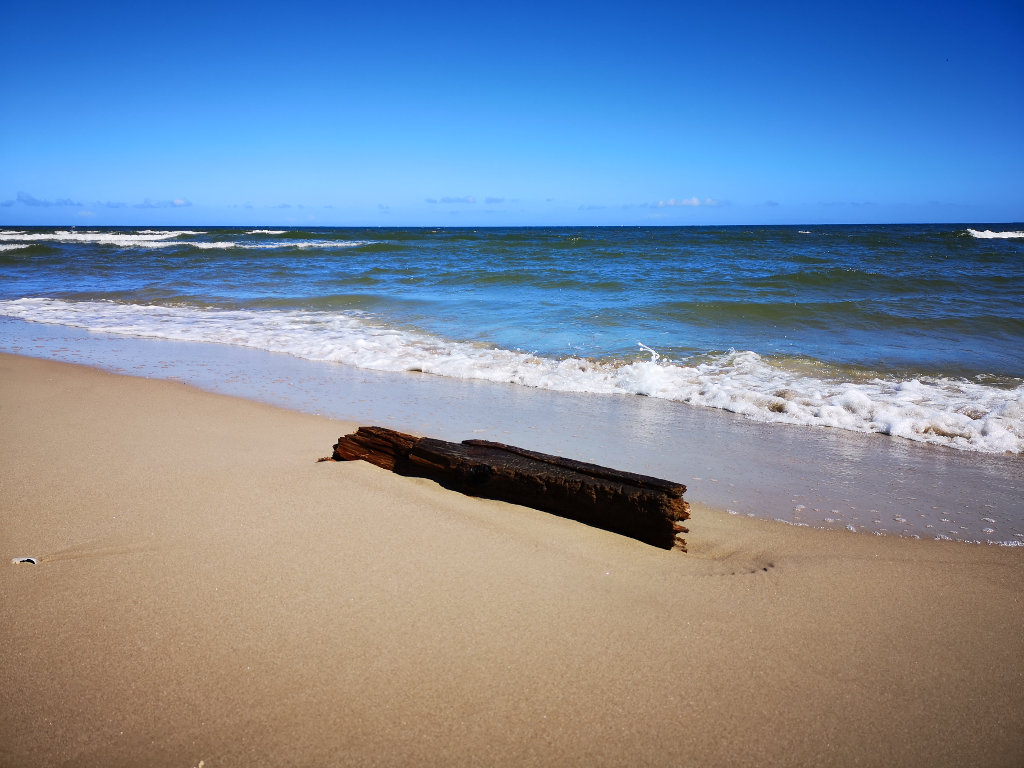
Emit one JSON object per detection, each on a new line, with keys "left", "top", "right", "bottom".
{"left": 4, "top": 317, "right": 1022, "bottom": 546}
{"left": 1, "top": 352, "right": 1022, "bottom": 766}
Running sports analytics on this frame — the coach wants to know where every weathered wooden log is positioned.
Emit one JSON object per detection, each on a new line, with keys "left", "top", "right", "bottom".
{"left": 332, "top": 426, "right": 689, "bottom": 551}
{"left": 331, "top": 426, "right": 419, "bottom": 471}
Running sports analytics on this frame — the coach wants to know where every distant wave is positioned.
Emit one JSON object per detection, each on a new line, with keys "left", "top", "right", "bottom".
{"left": 247, "top": 229, "right": 287, "bottom": 234}
{"left": 967, "top": 229, "right": 1024, "bottom": 239}
{"left": 137, "top": 230, "right": 206, "bottom": 235}
{"left": 0, "top": 244, "right": 31, "bottom": 252}
{"left": 2, "top": 297, "right": 1021, "bottom": 455}
{"left": 0, "top": 230, "right": 203, "bottom": 246}
{"left": 0, "top": 230, "right": 369, "bottom": 250}
{"left": 176, "top": 240, "right": 370, "bottom": 250}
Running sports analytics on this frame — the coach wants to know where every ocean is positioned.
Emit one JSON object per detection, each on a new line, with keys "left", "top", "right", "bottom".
{"left": 2, "top": 224, "right": 1022, "bottom": 544}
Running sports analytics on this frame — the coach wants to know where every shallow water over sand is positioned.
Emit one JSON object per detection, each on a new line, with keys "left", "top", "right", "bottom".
{"left": 3, "top": 317, "right": 1020, "bottom": 546}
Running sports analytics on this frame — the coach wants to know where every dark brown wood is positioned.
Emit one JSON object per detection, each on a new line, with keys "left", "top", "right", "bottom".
{"left": 332, "top": 426, "right": 689, "bottom": 551}
{"left": 332, "top": 425, "right": 419, "bottom": 471}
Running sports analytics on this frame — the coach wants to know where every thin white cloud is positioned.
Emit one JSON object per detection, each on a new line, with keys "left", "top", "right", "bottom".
{"left": 427, "top": 196, "right": 476, "bottom": 204}
{"left": 654, "top": 197, "right": 725, "bottom": 208}
{"left": 2, "top": 191, "right": 82, "bottom": 207}
{"left": 133, "top": 198, "right": 192, "bottom": 209}
{"left": 3, "top": 194, "right": 194, "bottom": 209}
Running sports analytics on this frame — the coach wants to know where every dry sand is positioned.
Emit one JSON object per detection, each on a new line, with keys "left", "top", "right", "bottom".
{"left": 1, "top": 353, "right": 1022, "bottom": 767}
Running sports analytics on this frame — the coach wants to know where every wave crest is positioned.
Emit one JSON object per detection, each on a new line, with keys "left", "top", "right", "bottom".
{"left": 1, "top": 297, "right": 1021, "bottom": 454}
{"left": 0, "top": 230, "right": 370, "bottom": 250}
{"left": 967, "top": 229, "right": 1024, "bottom": 239}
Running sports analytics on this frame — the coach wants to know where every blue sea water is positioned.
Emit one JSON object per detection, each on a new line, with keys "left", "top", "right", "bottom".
{"left": 2, "top": 224, "right": 1022, "bottom": 453}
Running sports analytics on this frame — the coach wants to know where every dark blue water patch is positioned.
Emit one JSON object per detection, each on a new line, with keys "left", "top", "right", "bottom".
{"left": 0, "top": 243, "right": 56, "bottom": 260}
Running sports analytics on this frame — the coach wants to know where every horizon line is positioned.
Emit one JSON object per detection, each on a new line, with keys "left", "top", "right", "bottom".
{"left": 2, "top": 220, "right": 1022, "bottom": 229}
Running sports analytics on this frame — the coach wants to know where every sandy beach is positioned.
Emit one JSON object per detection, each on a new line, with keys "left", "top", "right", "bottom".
{"left": 1, "top": 352, "right": 1021, "bottom": 767}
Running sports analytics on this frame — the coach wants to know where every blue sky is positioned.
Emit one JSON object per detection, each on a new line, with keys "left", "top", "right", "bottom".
{"left": 2, "top": 0, "right": 1022, "bottom": 226}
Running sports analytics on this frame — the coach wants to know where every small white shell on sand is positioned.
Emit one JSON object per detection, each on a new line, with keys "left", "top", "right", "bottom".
{"left": 12, "top": 557, "right": 37, "bottom": 565}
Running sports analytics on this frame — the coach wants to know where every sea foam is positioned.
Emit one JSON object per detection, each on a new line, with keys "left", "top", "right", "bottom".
{"left": 967, "top": 229, "right": 1024, "bottom": 239}
{"left": 0, "top": 230, "right": 203, "bottom": 245}
{"left": 2, "top": 297, "right": 1021, "bottom": 454}
{"left": 0, "top": 231, "right": 367, "bottom": 250}
{"left": 177, "top": 240, "right": 368, "bottom": 250}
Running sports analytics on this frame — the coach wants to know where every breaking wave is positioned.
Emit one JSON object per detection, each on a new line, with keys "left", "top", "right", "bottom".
{"left": 967, "top": 229, "right": 1024, "bottom": 239}
{"left": 0, "top": 230, "right": 369, "bottom": 250}
{"left": 2, "top": 297, "right": 1021, "bottom": 454}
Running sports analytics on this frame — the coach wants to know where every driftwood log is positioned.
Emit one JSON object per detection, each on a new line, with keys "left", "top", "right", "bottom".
{"left": 332, "top": 426, "right": 690, "bottom": 551}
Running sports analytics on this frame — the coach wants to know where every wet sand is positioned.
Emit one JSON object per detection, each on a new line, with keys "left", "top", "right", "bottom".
{"left": 4, "top": 316, "right": 1021, "bottom": 544}
{"left": 1, "top": 353, "right": 1022, "bottom": 766}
